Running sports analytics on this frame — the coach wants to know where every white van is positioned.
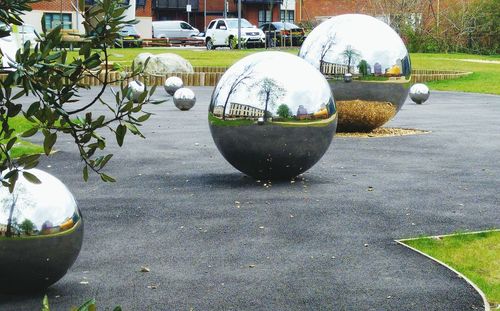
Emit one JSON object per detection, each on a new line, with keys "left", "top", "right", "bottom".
{"left": 152, "top": 21, "right": 199, "bottom": 39}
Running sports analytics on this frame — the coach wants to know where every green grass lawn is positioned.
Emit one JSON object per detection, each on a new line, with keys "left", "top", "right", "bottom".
{"left": 66, "top": 48, "right": 500, "bottom": 94}
{"left": 402, "top": 230, "right": 500, "bottom": 307}
{"left": 411, "top": 53, "right": 500, "bottom": 95}
{"left": 67, "top": 47, "right": 299, "bottom": 68}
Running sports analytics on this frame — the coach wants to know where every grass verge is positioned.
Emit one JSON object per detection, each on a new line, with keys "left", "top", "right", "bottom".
{"left": 65, "top": 49, "right": 500, "bottom": 94}
{"left": 67, "top": 47, "right": 299, "bottom": 68}
{"left": 401, "top": 230, "right": 500, "bottom": 307}
{"left": 4, "top": 116, "right": 44, "bottom": 158}
{"left": 411, "top": 53, "right": 500, "bottom": 95}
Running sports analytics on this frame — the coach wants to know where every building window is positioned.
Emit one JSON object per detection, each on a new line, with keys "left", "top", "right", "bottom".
{"left": 280, "top": 10, "right": 294, "bottom": 23}
{"left": 43, "top": 13, "right": 72, "bottom": 30}
{"left": 136, "top": 0, "right": 146, "bottom": 7}
{"left": 258, "top": 10, "right": 271, "bottom": 27}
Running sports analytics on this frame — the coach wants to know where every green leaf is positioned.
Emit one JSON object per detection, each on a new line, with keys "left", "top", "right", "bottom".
{"left": 22, "top": 160, "right": 39, "bottom": 170}
{"left": 99, "top": 154, "right": 113, "bottom": 169}
{"left": 43, "top": 132, "right": 57, "bottom": 155}
{"left": 137, "top": 113, "right": 151, "bottom": 122}
{"left": 41, "top": 295, "right": 50, "bottom": 311}
{"left": 7, "top": 103, "right": 22, "bottom": 117}
{"left": 11, "top": 90, "right": 26, "bottom": 100}
{"left": 76, "top": 298, "right": 96, "bottom": 311}
{"left": 100, "top": 173, "right": 116, "bottom": 182}
{"left": 23, "top": 171, "right": 41, "bottom": 184}
{"left": 3, "top": 169, "right": 18, "bottom": 179}
{"left": 83, "top": 166, "right": 89, "bottom": 182}
{"left": 21, "top": 127, "right": 39, "bottom": 138}
{"left": 149, "top": 85, "right": 157, "bottom": 97}
{"left": 97, "top": 139, "right": 105, "bottom": 150}
{"left": 6, "top": 137, "right": 17, "bottom": 151}
{"left": 8, "top": 170, "right": 19, "bottom": 193}
{"left": 79, "top": 44, "right": 91, "bottom": 58}
{"left": 16, "top": 154, "right": 41, "bottom": 166}
{"left": 115, "top": 124, "right": 126, "bottom": 147}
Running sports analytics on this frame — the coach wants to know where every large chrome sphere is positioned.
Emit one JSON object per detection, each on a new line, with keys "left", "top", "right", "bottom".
{"left": 173, "top": 88, "right": 196, "bottom": 111}
{"left": 127, "top": 80, "right": 145, "bottom": 103}
{"left": 0, "top": 169, "right": 83, "bottom": 292}
{"left": 164, "top": 76, "right": 184, "bottom": 96}
{"left": 209, "top": 51, "right": 337, "bottom": 180}
{"left": 299, "top": 14, "right": 411, "bottom": 132}
{"left": 409, "top": 83, "right": 430, "bottom": 104}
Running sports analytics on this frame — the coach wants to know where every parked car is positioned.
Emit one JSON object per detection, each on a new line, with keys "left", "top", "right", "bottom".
{"left": 152, "top": 20, "right": 199, "bottom": 39}
{"left": 259, "top": 22, "right": 305, "bottom": 47}
{"left": 118, "top": 24, "right": 142, "bottom": 47}
{"left": 205, "top": 18, "right": 265, "bottom": 50}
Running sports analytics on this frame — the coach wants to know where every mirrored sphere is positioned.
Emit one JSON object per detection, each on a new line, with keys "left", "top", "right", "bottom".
{"left": 127, "top": 80, "right": 145, "bottom": 103}
{"left": 299, "top": 14, "right": 411, "bottom": 132}
{"left": 409, "top": 83, "right": 430, "bottom": 104}
{"left": 0, "top": 169, "right": 83, "bottom": 292}
{"left": 173, "top": 87, "right": 196, "bottom": 111}
{"left": 164, "top": 76, "right": 184, "bottom": 96}
{"left": 209, "top": 51, "right": 337, "bottom": 180}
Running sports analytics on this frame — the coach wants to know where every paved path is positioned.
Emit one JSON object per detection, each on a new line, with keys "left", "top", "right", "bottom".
{"left": 1, "top": 88, "right": 499, "bottom": 310}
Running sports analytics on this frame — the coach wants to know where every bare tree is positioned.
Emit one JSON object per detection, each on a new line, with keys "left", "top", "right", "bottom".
{"left": 341, "top": 45, "right": 361, "bottom": 73}
{"left": 254, "top": 78, "right": 286, "bottom": 122}
{"left": 364, "top": 0, "right": 429, "bottom": 33}
{"left": 299, "top": 32, "right": 335, "bottom": 73}
{"left": 214, "top": 64, "right": 255, "bottom": 120}
{"left": 5, "top": 195, "right": 17, "bottom": 238}
{"left": 320, "top": 33, "right": 336, "bottom": 63}
{"left": 364, "top": 0, "right": 499, "bottom": 53}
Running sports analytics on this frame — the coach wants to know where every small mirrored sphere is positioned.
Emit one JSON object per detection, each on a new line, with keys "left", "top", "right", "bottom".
{"left": 173, "top": 87, "right": 196, "bottom": 111}
{"left": 0, "top": 169, "right": 83, "bottom": 292}
{"left": 127, "top": 80, "right": 145, "bottom": 103}
{"left": 209, "top": 51, "right": 337, "bottom": 180}
{"left": 409, "top": 83, "right": 430, "bottom": 104}
{"left": 164, "top": 76, "right": 184, "bottom": 96}
{"left": 299, "top": 14, "right": 411, "bottom": 132}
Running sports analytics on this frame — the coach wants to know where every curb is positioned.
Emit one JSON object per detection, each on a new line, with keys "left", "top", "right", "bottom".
{"left": 395, "top": 229, "right": 500, "bottom": 311}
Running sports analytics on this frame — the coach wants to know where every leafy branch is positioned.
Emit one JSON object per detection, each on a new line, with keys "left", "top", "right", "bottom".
{"left": 0, "top": 0, "right": 162, "bottom": 191}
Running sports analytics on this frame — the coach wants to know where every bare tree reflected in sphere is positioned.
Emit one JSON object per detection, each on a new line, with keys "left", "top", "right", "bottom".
{"left": 299, "top": 14, "right": 412, "bottom": 132}
{"left": 0, "top": 169, "right": 83, "bottom": 292}
{"left": 209, "top": 51, "right": 337, "bottom": 180}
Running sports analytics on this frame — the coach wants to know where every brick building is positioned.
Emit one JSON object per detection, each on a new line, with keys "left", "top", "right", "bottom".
{"left": 154, "top": 0, "right": 296, "bottom": 32}
{"left": 22, "top": 0, "right": 298, "bottom": 40}
{"left": 24, "top": 0, "right": 153, "bottom": 38}
{"left": 295, "top": 0, "right": 369, "bottom": 23}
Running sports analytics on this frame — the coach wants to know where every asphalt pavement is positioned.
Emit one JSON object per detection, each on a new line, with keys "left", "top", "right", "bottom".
{"left": 1, "top": 87, "right": 499, "bottom": 310}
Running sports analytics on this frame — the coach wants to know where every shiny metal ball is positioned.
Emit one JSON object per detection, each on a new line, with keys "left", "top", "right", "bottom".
{"left": 299, "top": 14, "right": 411, "bottom": 132}
{"left": 209, "top": 51, "right": 337, "bottom": 180}
{"left": 164, "top": 76, "right": 184, "bottom": 96}
{"left": 0, "top": 169, "right": 83, "bottom": 292}
{"left": 409, "top": 83, "right": 430, "bottom": 104}
{"left": 173, "top": 88, "right": 196, "bottom": 111}
{"left": 127, "top": 80, "right": 146, "bottom": 103}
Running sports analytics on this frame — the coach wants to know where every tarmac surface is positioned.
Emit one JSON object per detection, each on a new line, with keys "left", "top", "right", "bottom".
{"left": 1, "top": 87, "right": 499, "bottom": 310}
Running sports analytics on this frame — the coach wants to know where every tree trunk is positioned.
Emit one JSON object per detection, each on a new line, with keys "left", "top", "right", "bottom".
{"left": 264, "top": 92, "right": 270, "bottom": 122}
